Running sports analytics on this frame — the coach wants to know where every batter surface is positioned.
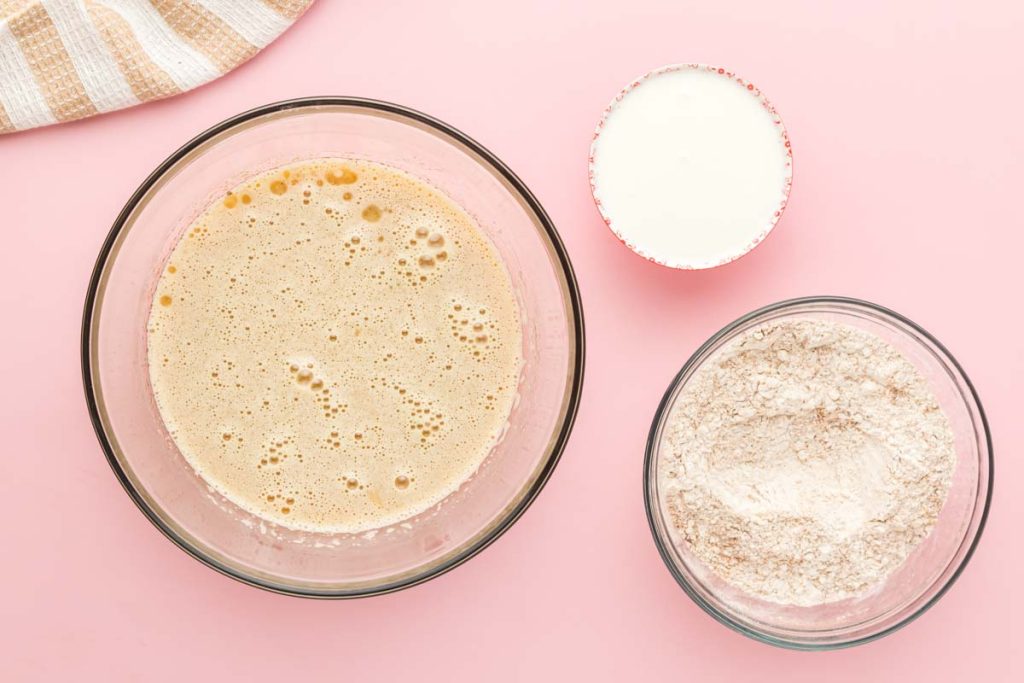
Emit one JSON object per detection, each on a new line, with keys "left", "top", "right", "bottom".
{"left": 148, "top": 159, "right": 522, "bottom": 533}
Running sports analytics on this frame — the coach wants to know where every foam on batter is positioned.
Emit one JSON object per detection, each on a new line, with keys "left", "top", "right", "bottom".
{"left": 147, "top": 159, "right": 523, "bottom": 533}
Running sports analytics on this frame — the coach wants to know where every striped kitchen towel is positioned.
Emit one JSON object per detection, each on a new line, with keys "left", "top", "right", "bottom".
{"left": 0, "top": 0, "right": 314, "bottom": 134}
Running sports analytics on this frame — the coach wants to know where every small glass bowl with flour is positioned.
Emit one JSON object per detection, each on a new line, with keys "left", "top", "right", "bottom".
{"left": 645, "top": 297, "right": 992, "bottom": 649}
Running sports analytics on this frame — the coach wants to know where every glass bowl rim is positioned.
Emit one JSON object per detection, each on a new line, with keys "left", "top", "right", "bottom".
{"left": 81, "top": 96, "right": 586, "bottom": 599}
{"left": 643, "top": 295, "right": 993, "bottom": 649}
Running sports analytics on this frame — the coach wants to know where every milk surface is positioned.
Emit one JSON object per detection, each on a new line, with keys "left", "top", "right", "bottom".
{"left": 591, "top": 66, "right": 790, "bottom": 268}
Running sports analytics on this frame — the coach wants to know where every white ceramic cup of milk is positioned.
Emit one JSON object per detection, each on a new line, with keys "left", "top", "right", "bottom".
{"left": 589, "top": 64, "right": 793, "bottom": 270}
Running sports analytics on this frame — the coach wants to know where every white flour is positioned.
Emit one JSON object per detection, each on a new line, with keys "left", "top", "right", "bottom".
{"left": 659, "top": 318, "right": 956, "bottom": 606}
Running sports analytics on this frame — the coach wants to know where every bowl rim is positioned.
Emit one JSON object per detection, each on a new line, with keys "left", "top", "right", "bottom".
{"left": 643, "top": 295, "right": 993, "bottom": 649}
{"left": 80, "top": 96, "right": 586, "bottom": 599}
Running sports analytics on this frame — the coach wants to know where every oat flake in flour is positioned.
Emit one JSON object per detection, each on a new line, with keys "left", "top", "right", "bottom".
{"left": 658, "top": 318, "right": 956, "bottom": 606}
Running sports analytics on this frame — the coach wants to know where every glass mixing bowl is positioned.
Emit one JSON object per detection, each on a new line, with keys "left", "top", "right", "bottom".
{"left": 82, "top": 98, "right": 584, "bottom": 597}
{"left": 645, "top": 297, "right": 992, "bottom": 649}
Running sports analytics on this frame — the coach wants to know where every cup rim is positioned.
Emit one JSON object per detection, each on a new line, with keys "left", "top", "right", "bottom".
{"left": 81, "top": 97, "right": 586, "bottom": 598}
{"left": 643, "top": 295, "right": 993, "bottom": 648}
{"left": 588, "top": 63, "right": 794, "bottom": 270}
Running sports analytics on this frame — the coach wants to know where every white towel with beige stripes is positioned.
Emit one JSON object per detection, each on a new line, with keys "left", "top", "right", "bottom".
{"left": 0, "top": 0, "right": 313, "bottom": 133}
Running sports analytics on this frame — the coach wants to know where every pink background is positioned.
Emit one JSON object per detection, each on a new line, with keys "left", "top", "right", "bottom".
{"left": 1, "top": 0, "right": 1021, "bottom": 679}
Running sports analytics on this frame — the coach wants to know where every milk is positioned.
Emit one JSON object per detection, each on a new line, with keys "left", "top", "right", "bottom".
{"left": 590, "top": 65, "right": 792, "bottom": 269}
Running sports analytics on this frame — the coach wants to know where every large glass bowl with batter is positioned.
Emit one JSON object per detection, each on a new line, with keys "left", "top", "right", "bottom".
{"left": 644, "top": 297, "right": 992, "bottom": 649}
{"left": 82, "top": 98, "right": 584, "bottom": 597}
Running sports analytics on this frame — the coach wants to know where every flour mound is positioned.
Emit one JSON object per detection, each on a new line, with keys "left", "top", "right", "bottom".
{"left": 659, "top": 319, "right": 956, "bottom": 606}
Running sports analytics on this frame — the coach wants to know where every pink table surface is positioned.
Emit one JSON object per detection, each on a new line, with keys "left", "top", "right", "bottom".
{"left": 1, "top": 0, "right": 1021, "bottom": 680}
